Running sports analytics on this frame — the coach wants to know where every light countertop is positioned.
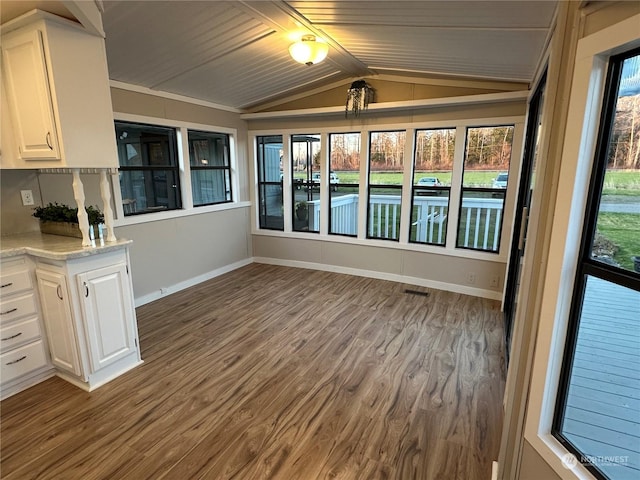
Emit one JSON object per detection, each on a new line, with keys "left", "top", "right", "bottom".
{"left": 0, "top": 232, "right": 132, "bottom": 261}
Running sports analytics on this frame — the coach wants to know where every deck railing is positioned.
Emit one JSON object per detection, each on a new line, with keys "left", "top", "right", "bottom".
{"left": 304, "top": 194, "right": 504, "bottom": 250}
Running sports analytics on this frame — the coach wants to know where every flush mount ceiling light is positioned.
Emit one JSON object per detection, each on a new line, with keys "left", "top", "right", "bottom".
{"left": 289, "top": 34, "right": 328, "bottom": 66}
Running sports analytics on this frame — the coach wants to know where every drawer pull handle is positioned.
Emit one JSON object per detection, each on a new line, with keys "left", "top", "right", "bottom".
{"left": 6, "top": 355, "right": 26, "bottom": 365}
{"left": 0, "top": 282, "right": 13, "bottom": 288}
{"left": 46, "top": 132, "right": 53, "bottom": 150}
{"left": 0, "top": 308, "right": 18, "bottom": 316}
{"left": 57, "top": 285, "right": 63, "bottom": 300}
{"left": 84, "top": 282, "right": 89, "bottom": 297}
{"left": 1, "top": 332, "right": 22, "bottom": 341}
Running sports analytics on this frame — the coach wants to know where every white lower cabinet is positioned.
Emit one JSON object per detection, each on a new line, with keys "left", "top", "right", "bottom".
{"left": 77, "top": 264, "right": 136, "bottom": 372}
{"left": 36, "top": 270, "right": 82, "bottom": 376}
{"left": 0, "top": 255, "right": 52, "bottom": 400}
{"left": 35, "top": 248, "right": 141, "bottom": 391}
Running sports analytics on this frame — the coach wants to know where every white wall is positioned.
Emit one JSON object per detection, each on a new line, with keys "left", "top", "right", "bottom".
{"left": 254, "top": 235, "right": 506, "bottom": 298}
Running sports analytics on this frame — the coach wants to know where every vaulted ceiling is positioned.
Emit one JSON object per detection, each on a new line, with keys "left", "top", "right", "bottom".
{"left": 101, "top": 1, "right": 556, "bottom": 111}
{"left": 1, "top": 1, "right": 558, "bottom": 112}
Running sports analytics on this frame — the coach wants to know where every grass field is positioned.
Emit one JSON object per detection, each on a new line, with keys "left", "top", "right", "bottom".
{"left": 603, "top": 170, "right": 640, "bottom": 196}
{"left": 597, "top": 212, "right": 640, "bottom": 270}
{"left": 297, "top": 169, "right": 640, "bottom": 193}
{"left": 331, "top": 170, "right": 503, "bottom": 187}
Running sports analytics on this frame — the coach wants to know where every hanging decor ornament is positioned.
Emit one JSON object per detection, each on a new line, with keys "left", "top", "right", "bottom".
{"left": 345, "top": 80, "right": 374, "bottom": 118}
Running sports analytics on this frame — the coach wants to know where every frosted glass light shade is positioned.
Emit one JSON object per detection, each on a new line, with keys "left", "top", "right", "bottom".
{"left": 289, "top": 35, "right": 328, "bottom": 66}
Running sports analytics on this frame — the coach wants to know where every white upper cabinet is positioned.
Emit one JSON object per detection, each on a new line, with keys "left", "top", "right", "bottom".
{"left": 2, "top": 29, "right": 60, "bottom": 160}
{"left": 1, "top": 11, "right": 118, "bottom": 169}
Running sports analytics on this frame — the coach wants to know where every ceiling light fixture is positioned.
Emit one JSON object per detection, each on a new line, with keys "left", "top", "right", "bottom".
{"left": 289, "top": 34, "right": 328, "bottom": 66}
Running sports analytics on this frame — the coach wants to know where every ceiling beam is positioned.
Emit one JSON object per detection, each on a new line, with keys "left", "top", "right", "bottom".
{"left": 237, "top": 0, "right": 371, "bottom": 77}
{"left": 61, "top": 0, "right": 104, "bottom": 37}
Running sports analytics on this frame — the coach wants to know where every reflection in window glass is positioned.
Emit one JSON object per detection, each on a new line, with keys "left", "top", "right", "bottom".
{"left": 292, "top": 135, "right": 321, "bottom": 233}
{"left": 115, "top": 121, "right": 181, "bottom": 215}
{"left": 367, "top": 131, "right": 406, "bottom": 240}
{"left": 188, "top": 130, "right": 232, "bottom": 206}
{"left": 457, "top": 125, "right": 514, "bottom": 252}
{"left": 410, "top": 129, "right": 454, "bottom": 245}
{"left": 256, "top": 135, "right": 284, "bottom": 230}
{"left": 329, "top": 133, "right": 360, "bottom": 236}
{"left": 592, "top": 54, "right": 640, "bottom": 272}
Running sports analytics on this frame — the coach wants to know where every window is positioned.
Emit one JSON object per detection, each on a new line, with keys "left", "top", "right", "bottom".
{"left": 329, "top": 133, "right": 361, "bottom": 237}
{"left": 410, "top": 128, "right": 455, "bottom": 245}
{"left": 291, "top": 134, "right": 321, "bottom": 233}
{"left": 188, "top": 130, "right": 232, "bottom": 206}
{"left": 552, "top": 49, "right": 640, "bottom": 480}
{"left": 115, "top": 121, "right": 181, "bottom": 215}
{"left": 367, "top": 130, "right": 406, "bottom": 241}
{"left": 456, "top": 125, "right": 514, "bottom": 252}
{"left": 256, "top": 135, "right": 284, "bottom": 230}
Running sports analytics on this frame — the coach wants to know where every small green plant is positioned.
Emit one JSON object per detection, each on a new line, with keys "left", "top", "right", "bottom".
{"left": 33, "top": 203, "right": 104, "bottom": 226}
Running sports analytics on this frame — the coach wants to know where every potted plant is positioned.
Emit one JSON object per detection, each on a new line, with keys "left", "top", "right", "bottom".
{"left": 33, "top": 203, "right": 104, "bottom": 238}
{"left": 295, "top": 201, "right": 308, "bottom": 221}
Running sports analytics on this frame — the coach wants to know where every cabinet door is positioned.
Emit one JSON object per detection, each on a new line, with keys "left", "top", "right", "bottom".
{"left": 36, "top": 270, "right": 81, "bottom": 376}
{"left": 2, "top": 28, "right": 60, "bottom": 160}
{"left": 78, "top": 264, "right": 136, "bottom": 372}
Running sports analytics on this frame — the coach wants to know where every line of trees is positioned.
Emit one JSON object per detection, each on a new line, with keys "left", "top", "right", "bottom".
{"left": 610, "top": 95, "right": 640, "bottom": 169}
{"left": 329, "top": 127, "right": 515, "bottom": 172}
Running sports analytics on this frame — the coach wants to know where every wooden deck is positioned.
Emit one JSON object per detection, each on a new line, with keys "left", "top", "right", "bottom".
{"left": 563, "top": 276, "right": 640, "bottom": 480}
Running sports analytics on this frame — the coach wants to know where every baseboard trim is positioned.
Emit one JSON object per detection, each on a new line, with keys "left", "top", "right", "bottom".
{"left": 253, "top": 257, "right": 502, "bottom": 300}
{"left": 134, "top": 258, "right": 254, "bottom": 307}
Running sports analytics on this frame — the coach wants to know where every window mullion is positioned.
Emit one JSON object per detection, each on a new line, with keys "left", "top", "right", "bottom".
{"left": 357, "top": 129, "right": 370, "bottom": 239}
{"left": 179, "top": 127, "right": 193, "bottom": 210}
{"left": 399, "top": 128, "right": 415, "bottom": 244}
{"left": 282, "top": 134, "right": 293, "bottom": 233}
{"left": 446, "top": 126, "right": 466, "bottom": 249}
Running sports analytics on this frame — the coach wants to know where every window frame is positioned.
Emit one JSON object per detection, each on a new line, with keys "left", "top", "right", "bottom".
{"left": 188, "top": 129, "right": 233, "bottom": 207}
{"left": 256, "top": 134, "right": 285, "bottom": 231}
{"left": 409, "top": 127, "right": 456, "bottom": 247}
{"left": 249, "top": 117, "right": 523, "bottom": 264}
{"left": 328, "top": 132, "right": 362, "bottom": 238}
{"left": 366, "top": 129, "right": 407, "bottom": 242}
{"left": 522, "top": 13, "right": 640, "bottom": 480}
{"left": 291, "top": 133, "right": 321, "bottom": 234}
{"left": 551, "top": 47, "right": 640, "bottom": 480}
{"left": 455, "top": 124, "right": 515, "bottom": 253}
{"left": 115, "top": 120, "right": 182, "bottom": 216}
{"left": 112, "top": 112, "right": 243, "bottom": 227}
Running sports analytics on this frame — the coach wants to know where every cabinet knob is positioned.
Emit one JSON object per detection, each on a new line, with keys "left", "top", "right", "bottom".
{"left": 46, "top": 132, "right": 53, "bottom": 150}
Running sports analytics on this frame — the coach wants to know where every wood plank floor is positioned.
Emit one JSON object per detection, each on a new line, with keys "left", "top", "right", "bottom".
{"left": 1, "top": 264, "right": 505, "bottom": 480}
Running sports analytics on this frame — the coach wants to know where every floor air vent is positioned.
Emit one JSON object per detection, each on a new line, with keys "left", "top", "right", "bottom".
{"left": 404, "top": 289, "right": 430, "bottom": 298}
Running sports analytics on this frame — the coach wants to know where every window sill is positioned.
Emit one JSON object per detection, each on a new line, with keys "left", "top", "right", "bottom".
{"left": 114, "top": 201, "right": 251, "bottom": 227}
{"left": 251, "top": 228, "right": 508, "bottom": 263}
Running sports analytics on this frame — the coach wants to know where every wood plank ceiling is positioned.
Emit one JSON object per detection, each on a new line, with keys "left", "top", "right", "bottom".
{"left": 100, "top": 1, "right": 557, "bottom": 111}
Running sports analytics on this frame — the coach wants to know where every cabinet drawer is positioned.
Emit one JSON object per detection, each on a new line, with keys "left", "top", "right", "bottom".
{"left": 0, "top": 317, "right": 41, "bottom": 353}
{"left": 0, "top": 270, "right": 33, "bottom": 297}
{"left": 0, "top": 293, "right": 38, "bottom": 325}
{"left": 0, "top": 340, "right": 48, "bottom": 384}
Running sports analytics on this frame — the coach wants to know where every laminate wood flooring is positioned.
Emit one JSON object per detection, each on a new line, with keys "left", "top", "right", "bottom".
{"left": 1, "top": 264, "right": 505, "bottom": 480}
